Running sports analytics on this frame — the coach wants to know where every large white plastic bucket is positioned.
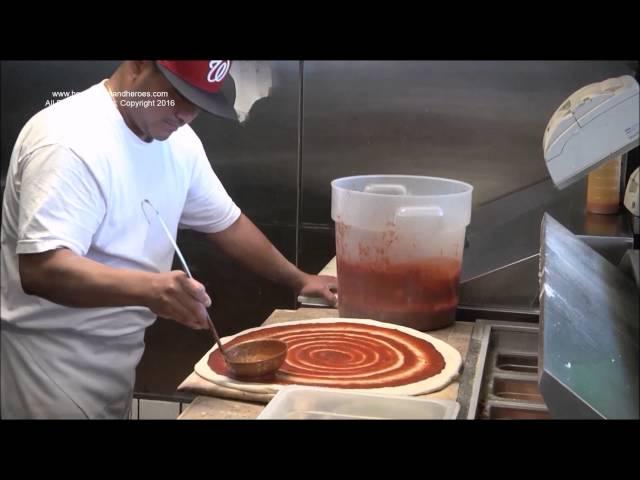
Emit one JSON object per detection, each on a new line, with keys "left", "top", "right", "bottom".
{"left": 331, "top": 175, "right": 473, "bottom": 331}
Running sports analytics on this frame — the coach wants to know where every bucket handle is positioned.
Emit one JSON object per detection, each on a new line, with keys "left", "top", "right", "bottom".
{"left": 395, "top": 206, "right": 444, "bottom": 229}
{"left": 396, "top": 206, "right": 444, "bottom": 219}
{"left": 364, "top": 183, "right": 408, "bottom": 195}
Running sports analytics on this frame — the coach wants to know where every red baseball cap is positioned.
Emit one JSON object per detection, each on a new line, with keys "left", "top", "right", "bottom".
{"left": 156, "top": 60, "right": 237, "bottom": 120}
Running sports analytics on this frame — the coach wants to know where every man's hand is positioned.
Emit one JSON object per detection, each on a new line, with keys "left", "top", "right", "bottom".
{"left": 146, "top": 271, "right": 212, "bottom": 330}
{"left": 298, "top": 274, "right": 338, "bottom": 307}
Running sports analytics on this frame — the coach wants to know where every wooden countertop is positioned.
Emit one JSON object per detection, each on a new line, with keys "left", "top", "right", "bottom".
{"left": 178, "top": 305, "right": 473, "bottom": 420}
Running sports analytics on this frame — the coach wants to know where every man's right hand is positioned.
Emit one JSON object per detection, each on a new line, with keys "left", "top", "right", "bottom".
{"left": 147, "top": 271, "right": 212, "bottom": 330}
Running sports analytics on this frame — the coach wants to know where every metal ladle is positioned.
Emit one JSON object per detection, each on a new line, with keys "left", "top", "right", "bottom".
{"left": 141, "top": 199, "right": 288, "bottom": 380}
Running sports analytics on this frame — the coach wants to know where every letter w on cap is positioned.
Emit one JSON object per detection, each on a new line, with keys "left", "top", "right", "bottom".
{"left": 208, "top": 61, "right": 230, "bottom": 83}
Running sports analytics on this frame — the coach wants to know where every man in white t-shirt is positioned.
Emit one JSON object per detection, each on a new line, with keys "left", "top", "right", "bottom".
{"left": 0, "top": 60, "right": 338, "bottom": 419}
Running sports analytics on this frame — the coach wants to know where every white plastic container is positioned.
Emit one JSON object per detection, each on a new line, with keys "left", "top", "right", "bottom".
{"left": 331, "top": 175, "right": 473, "bottom": 330}
{"left": 257, "top": 386, "right": 460, "bottom": 420}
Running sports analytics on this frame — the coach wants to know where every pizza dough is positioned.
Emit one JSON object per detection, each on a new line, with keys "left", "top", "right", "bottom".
{"left": 194, "top": 318, "right": 462, "bottom": 396}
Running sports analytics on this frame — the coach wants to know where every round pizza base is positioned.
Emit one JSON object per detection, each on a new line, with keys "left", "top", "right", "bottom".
{"left": 194, "top": 318, "right": 462, "bottom": 396}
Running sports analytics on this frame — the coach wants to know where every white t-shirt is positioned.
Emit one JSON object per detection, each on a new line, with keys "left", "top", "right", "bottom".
{"left": 0, "top": 81, "right": 241, "bottom": 418}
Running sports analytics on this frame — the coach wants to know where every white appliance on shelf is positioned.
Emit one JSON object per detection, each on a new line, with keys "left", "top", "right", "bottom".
{"left": 543, "top": 75, "right": 639, "bottom": 190}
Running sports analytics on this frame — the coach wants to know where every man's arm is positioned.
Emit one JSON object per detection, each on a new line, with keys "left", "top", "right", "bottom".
{"left": 19, "top": 248, "right": 212, "bottom": 329}
{"left": 206, "top": 214, "right": 338, "bottom": 306}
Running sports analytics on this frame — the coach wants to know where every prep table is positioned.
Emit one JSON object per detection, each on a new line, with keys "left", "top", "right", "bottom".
{"left": 178, "top": 258, "right": 474, "bottom": 419}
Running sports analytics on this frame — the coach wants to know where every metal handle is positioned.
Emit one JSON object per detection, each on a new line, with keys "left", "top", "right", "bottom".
{"left": 297, "top": 295, "right": 331, "bottom": 307}
{"left": 141, "top": 199, "right": 193, "bottom": 277}
{"left": 141, "top": 199, "right": 227, "bottom": 356}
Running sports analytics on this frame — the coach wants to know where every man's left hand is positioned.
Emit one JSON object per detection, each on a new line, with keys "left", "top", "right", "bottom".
{"left": 298, "top": 274, "right": 338, "bottom": 307}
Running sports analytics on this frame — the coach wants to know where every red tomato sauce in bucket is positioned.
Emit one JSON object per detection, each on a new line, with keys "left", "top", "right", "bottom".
{"left": 337, "top": 256, "right": 462, "bottom": 331}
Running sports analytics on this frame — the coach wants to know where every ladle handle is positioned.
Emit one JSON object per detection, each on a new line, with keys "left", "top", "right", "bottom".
{"left": 141, "top": 199, "right": 228, "bottom": 357}
{"left": 204, "top": 312, "right": 227, "bottom": 357}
